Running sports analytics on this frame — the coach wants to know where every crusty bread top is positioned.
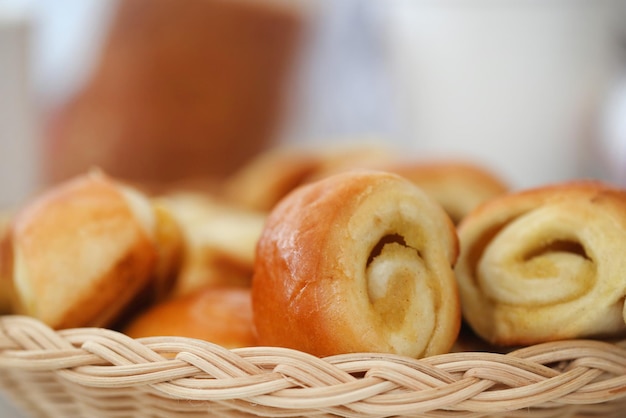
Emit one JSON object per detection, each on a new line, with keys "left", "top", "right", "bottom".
{"left": 10, "top": 171, "right": 160, "bottom": 329}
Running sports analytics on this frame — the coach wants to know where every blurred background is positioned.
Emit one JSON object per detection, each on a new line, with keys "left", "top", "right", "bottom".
{"left": 1, "top": 0, "right": 626, "bottom": 415}
{"left": 2, "top": 0, "right": 626, "bottom": 210}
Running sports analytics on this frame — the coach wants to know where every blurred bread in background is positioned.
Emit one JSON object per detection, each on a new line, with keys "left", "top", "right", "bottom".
{"left": 43, "top": 0, "right": 307, "bottom": 189}
{"left": 221, "top": 143, "right": 509, "bottom": 224}
{"left": 155, "top": 191, "right": 265, "bottom": 297}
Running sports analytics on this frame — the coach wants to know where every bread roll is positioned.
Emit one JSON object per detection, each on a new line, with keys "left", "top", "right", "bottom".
{"left": 9, "top": 170, "right": 183, "bottom": 329}
{"left": 382, "top": 160, "right": 509, "bottom": 224}
{"left": 124, "top": 286, "right": 256, "bottom": 349}
{"left": 252, "top": 170, "right": 460, "bottom": 358}
{"left": 455, "top": 180, "right": 626, "bottom": 346}
{"left": 221, "top": 147, "right": 323, "bottom": 212}
{"left": 298, "top": 145, "right": 508, "bottom": 224}
{"left": 222, "top": 143, "right": 396, "bottom": 212}
{"left": 157, "top": 192, "right": 265, "bottom": 296}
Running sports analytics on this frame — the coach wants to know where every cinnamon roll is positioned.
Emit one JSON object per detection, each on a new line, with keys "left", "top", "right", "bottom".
{"left": 252, "top": 170, "right": 461, "bottom": 358}
{"left": 456, "top": 180, "right": 626, "bottom": 346}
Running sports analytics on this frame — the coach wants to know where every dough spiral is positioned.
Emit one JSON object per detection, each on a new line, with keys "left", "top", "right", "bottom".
{"left": 456, "top": 180, "right": 626, "bottom": 346}
{"left": 252, "top": 170, "right": 460, "bottom": 358}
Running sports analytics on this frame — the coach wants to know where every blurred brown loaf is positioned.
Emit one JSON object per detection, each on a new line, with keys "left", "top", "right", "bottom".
{"left": 455, "top": 180, "right": 626, "bottom": 346}
{"left": 252, "top": 170, "right": 461, "bottom": 358}
{"left": 44, "top": 0, "right": 307, "bottom": 188}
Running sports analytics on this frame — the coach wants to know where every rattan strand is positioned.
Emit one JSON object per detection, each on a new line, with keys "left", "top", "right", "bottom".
{"left": 0, "top": 315, "right": 625, "bottom": 418}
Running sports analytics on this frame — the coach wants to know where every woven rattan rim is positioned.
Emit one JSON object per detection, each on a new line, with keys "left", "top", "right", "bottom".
{"left": 0, "top": 315, "right": 625, "bottom": 417}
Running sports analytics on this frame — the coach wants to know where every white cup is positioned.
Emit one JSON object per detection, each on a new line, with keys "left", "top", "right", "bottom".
{"left": 382, "top": 0, "right": 626, "bottom": 189}
{"left": 0, "top": 2, "right": 38, "bottom": 209}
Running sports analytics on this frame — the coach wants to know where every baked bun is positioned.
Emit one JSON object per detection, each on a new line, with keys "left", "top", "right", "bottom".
{"left": 9, "top": 170, "right": 184, "bottom": 329}
{"left": 222, "top": 143, "right": 396, "bottom": 212}
{"left": 455, "top": 180, "right": 626, "bottom": 346}
{"left": 290, "top": 144, "right": 508, "bottom": 224}
{"left": 157, "top": 192, "right": 265, "bottom": 296}
{"left": 221, "top": 146, "right": 323, "bottom": 212}
{"left": 124, "top": 286, "right": 256, "bottom": 349}
{"left": 381, "top": 160, "right": 509, "bottom": 224}
{"left": 252, "top": 170, "right": 461, "bottom": 358}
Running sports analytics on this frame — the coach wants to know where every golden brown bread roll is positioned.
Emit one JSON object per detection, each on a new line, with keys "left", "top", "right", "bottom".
{"left": 124, "top": 286, "right": 256, "bottom": 349}
{"left": 9, "top": 170, "right": 184, "bottom": 329}
{"left": 455, "top": 180, "right": 626, "bottom": 346}
{"left": 156, "top": 192, "right": 265, "bottom": 296}
{"left": 252, "top": 170, "right": 461, "bottom": 358}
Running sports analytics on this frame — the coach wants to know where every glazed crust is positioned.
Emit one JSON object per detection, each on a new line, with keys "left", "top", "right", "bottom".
{"left": 456, "top": 180, "right": 626, "bottom": 346}
{"left": 252, "top": 170, "right": 461, "bottom": 358}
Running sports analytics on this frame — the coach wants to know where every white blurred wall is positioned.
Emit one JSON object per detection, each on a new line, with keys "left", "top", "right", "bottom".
{"left": 281, "top": 0, "right": 626, "bottom": 189}
{"left": 0, "top": 0, "right": 116, "bottom": 209}
{"left": 0, "top": 1, "right": 36, "bottom": 209}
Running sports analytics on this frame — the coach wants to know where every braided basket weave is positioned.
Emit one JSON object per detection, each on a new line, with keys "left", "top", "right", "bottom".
{"left": 0, "top": 315, "right": 624, "bottom": 418}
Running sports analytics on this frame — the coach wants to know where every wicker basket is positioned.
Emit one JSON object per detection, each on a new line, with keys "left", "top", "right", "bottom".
{"left": 0, "top": 315, "right": 624, "bottom": 418}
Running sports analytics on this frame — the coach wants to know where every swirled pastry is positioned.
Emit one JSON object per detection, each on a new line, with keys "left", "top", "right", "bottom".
{"left": 9, "top": 170, "right": 184, "bottom": 329}
{"left": 455, "top": 180, "right": 626, "bottom": 346}
{"left": 252, "top": 170, "right": 461, "bottom": 358}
